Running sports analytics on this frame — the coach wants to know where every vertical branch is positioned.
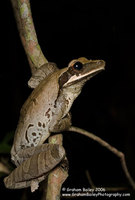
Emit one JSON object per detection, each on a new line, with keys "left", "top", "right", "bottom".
{"left": 10, "top": 0, "right": 48, "bottom": 74}
{"left": 45, "top": 134, "right": 68, "bottom": 200}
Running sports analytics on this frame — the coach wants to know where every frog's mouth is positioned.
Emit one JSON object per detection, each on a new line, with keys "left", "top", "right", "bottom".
{"left": 63, "top": 60, "right": 105, "bottom": 87}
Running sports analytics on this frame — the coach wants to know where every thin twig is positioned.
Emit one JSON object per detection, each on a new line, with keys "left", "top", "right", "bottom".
{"left": 85, "top": 170, "right": 96, "bottom": 189}
{"left": 85, "top": 170, "right": 127, "bottom": 191}
{"left": 69, "top": 126, "right": 135, "bottom": 190}
{"left": 0, "top": 162, "right": 10, "bottom": 174}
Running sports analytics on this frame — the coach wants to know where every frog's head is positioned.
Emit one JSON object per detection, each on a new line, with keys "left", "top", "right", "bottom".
{"left": 59, "top": 57, "right": 105, "bottom": 89}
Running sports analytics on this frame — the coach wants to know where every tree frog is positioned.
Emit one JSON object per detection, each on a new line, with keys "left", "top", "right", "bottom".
{"left": 4, "top": 57, "right": 105, "bottom": 190}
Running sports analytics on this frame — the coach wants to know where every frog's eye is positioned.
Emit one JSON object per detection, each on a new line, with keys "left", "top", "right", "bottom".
{"left": 72, "top": 61, "right": 83, "bottom": 71}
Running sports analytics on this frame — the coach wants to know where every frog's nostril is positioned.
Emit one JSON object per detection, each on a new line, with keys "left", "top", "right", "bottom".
{"left": 97, "top": 60, "right": 105, "bottom": 65}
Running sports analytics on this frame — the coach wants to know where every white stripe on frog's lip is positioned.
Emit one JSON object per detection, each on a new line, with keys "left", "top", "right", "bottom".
{"left": 63, "top": 66, "right": 105, "bottom": 87}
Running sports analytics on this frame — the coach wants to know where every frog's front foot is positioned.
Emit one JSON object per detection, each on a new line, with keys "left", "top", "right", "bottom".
{"left": 50, "top": 113, "right": 72, "bottom": 133}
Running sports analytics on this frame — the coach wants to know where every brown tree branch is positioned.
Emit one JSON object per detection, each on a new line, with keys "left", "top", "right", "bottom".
{"left": 45, "top": 135, "right": 68, "bottom": 200}
{"left": 10, "top": 0, "right": 48, "bottom": 74}
{"left": 69, "top": 126, "right": 135, "bottom": 190}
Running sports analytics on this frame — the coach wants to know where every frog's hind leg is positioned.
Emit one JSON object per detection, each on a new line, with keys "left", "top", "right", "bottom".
{"left": 4, "top": 144, "right": 65, "bottom": 190}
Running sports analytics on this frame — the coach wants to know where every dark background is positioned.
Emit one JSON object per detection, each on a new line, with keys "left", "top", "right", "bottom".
{"left": 1, "top": 0, "right": 135, "bottom": 199}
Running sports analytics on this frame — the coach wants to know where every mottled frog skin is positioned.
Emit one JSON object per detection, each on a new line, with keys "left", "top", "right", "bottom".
{"left": 4, "top": 57, "right": 105, "bottom": 190}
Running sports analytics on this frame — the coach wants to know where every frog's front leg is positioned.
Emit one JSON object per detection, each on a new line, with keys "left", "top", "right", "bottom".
{"left": 50, "top": 113, "right": 72, "bottom": 133}
{"left": 4, "top": 144, "right": 65, "bottom": 190}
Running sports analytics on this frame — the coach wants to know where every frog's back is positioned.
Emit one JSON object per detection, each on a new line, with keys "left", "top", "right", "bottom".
{"left": 11, "top": 69, "right": 65, "bottom": 158}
